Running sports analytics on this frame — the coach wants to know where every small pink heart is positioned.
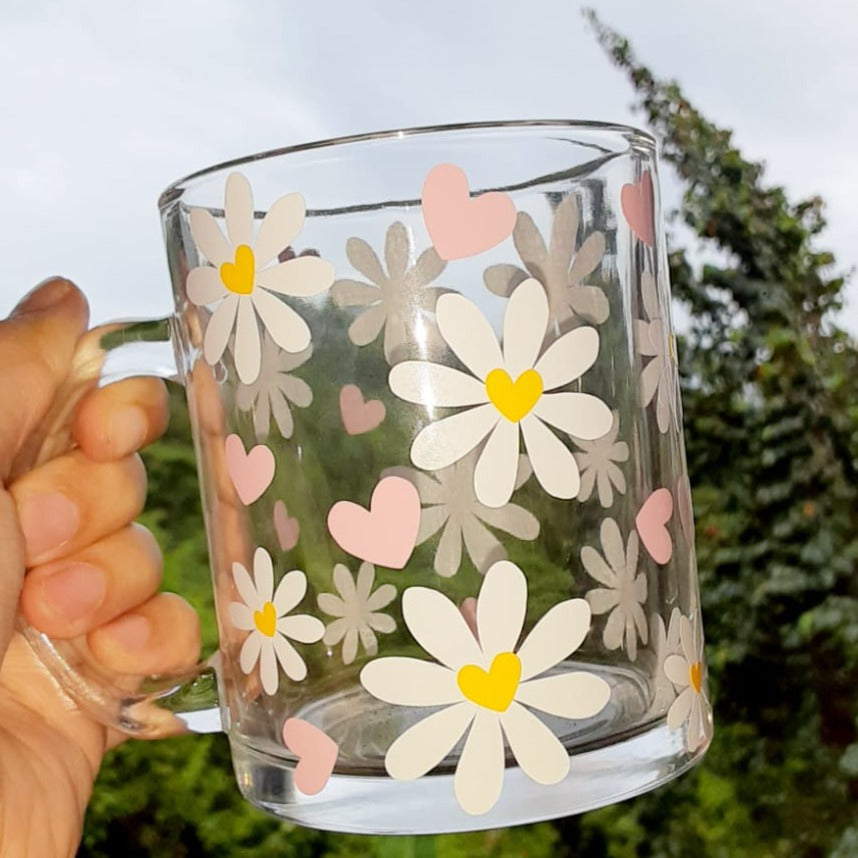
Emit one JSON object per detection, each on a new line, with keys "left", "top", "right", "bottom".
{"left": 225, "top": 434, "right": 275, "bottom": 505}
{"left": 282, "top": 718, "right": 338, "bottom": 796}
{"left": 339, "top": 384, "right": 386, "bottom": 435}
{"left": 327, "top": 476, "right": 420, "bottom": 569}
{"left": 636, "top": 487, "right": 674, "bottom": 564}
{"left": 620, "top": 170, "right": 655, "bottom": 246}
{"left": 273, "top": 500, "right": 300, "bottom": 551}
{"left": 422, "top": 163, "right": 516, "bottom": 260}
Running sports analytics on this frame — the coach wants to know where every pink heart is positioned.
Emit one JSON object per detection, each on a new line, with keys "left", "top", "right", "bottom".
{"left": 224, "top": 434, "right": 275, "bottom": 505}
{"left": 339, "top": 384, "right": 386, "bottom": 435}
{"left": 421, "top": 163, "right": 516, "bottom": 260}
{"left": 273, "top": 500, "right": 300, "bottom": 551}
{"left": 282, "top": 718, "right": 338, "bottom": 796}
{"left": 620, "top": 170, "right": 655, "bottom": 246}
{"left": 636, "top": 487, "right": 674, "bottom": 564}
{"left": 327, "top": 476, "right": 420, "bottom": 569}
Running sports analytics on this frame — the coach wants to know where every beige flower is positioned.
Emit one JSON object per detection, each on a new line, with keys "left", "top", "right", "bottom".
{"left": 483, "top": 195, "right": 608, "bottom": 329}
{"left": 235, "top": 332, "right": 312, "bottom": 440}
{"left": 331, "top": 222, "right": 448, "bottom": 364}
{"left": 664, "top": 613, "right": 712, "bottom": 752}
{"left": 650, "top": 607, "right": 683, "bottom": 714}
{"left": 581, "top": 518, "right": 648, "bottom": 661}
{"left": 636, "top": 271, "right": 678, "bottom": 434}
{"left": 317, "top": 562, "right": 396, "bottom": 666}
{"left": 572, "top": 410, "right": 629, "bottom": 508}
{"left": 386, "top": 452, "right": 539, "bottom": 578}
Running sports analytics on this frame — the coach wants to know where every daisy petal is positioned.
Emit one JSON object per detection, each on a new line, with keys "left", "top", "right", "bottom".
{"left": 434, "top": 518, "right": 463, "bottom": 577}
{"left": 360, "top": 657, "right": 463, "bottom": 706}
{"left": 253, "top": 193, "right": 305, "bottom": 267}
{"left": 279, "top": 614, "right": 324, "bottom": 643}
{"left": 331, "top": 279, "right": 382, "bottom": 308}
{"left": 273, "top": 570, "right": 307, "bottom": 615}
{"left": 317, "top": 593, "right": 346, "bottom": 618}
{"left": 187, "top": 265, "right": 228, "bottom": 306}
{"left": 341, "top": 628, "right": 358, "bottom": 665}
{"left": 203, "top": 295, "right": 239, "bottom": 366}
{"left": 520, "top": 415, "right": 580, "bottom": 500}
{"left": 517, "top": 598, "right": 591, "bottom": 681}
{"left": 385, "top": 702, "right": 475, "bottom": 780}
{"left": 454, "top": 710, "right": 505, "bottom": 815}
{"left": 355, "top": 563, "right": 375, "bottom": 601}
{"left": 366, "top": 583, "right": 396, "bottom": 612}
{"left": 679, "top": 615, "right": 695, "bottom": 661}
{"left": 234, "top": 296, "right": 262, "bottom": 384}
{"left": 348, "top": 304, "right": 387, "bottom": 346}
{"left": 516, "top": 672, "right": 611, "bottom": 719}
{"left": 252, "top": 547, "right": 274, "bottom": 604}
{"left": 436, "top": 292, "right": 503, "bottom": 381}
{"left": 601, "top": 519, "right": 626, "bottom": 577}
{"left": 585, "top": 588, "right": 620, "bottom": 614}
{"left": 189, "top": 208, "right": 232, "bottom": 267}
{"left": 503, "top": 279, "right": 548, "bottom": 378}
{"left": 346, "top": 236, "right": 386, "bottom": 284}
{"left": 476, "top": 561, "right": 528, "bottom": 657}
{"left": 389, "top": 362, "right": 489, "bottom": 408}
{"left": 602, "top": 607, "right": 626, "bottom": 651}
{"left": 410, "top": 404, "right": 499, "bottom": 472}
{"left": 688, "top": 698, "right": 710, "bottom": 751}
{"left": 252, "top": 287, "right": 311, "bottom": 354}
{"left": 323, "top": 617, "right": 348, "bottom": 645}
{"left": 664, "top": 654, "right": 690, "bottom": 688}
{"left": 484, "top": 263, "right": 528, "bottom": 298}
{"left": 273, "top": 634, "right": 306, "bottom": 682}
{"left": 474, "top": 419, "right": 520, "bottom": 509}
{"left": 232, "top": 561, "right": 261, "bottom": 611}
{"left": 225, "top": 172, "right": 254, "bottom": 248}
{"left": 417, "top": 504, "right": 449, "bottom": 544}
{"left": 581, "top": 544, "right": 617, "bottom": 588}
{"left": 501, "top": 702, "right": 569, "bottom": 785}
{"left": 368, "top": 612, "right": 396, "bottom": 634}
{"left": 332, "top": 563, "right": 357, "bottom": 600}
{"left": 239, "top": 632, "right": 262, "bottom": 674}
{"left": 460, "top": 515, "right": 506, "bottom": 573}
{"left": 640, "top": 358, "right": 662, "bottom": 407}
{"left": 402, "top": 587, "right": 482, "bottom": 669}
{"left": 534, "top": 326, "right": 600, "bottom": 390}
{"left": 667, "top": 686, "right": 694, "bottom": 729}
{"left": 228, "top": 602, "right": 255, "bottom": 631}
{"left": 533, "top": 393, "right": 612, "bottom": 440}
{"left": 476, "top": 503, "right": 540, "bottom": 540}
{"left": 257, "top": 256, "right": 335, "bottom": 298}
{"left": 259, "top": 640, "right": 278, "bottom": 694}
{"left": 384, "top": 467, "right": 446, "bottom": 506}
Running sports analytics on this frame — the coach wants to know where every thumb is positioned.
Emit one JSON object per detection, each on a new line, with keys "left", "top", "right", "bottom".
{"left": 0, "top": 278, "right": 89, "bottom": 656}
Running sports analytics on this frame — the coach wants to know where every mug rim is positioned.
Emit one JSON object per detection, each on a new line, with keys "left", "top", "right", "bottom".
{"left": 158, "top": 118, "right": 655, "bottom": 210}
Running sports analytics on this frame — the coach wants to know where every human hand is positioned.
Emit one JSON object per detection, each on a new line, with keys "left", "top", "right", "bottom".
{"left": 0, "top": 278, "right": 201, "bottom": 858}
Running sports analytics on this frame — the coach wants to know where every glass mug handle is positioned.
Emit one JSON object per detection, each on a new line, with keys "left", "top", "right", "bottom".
{"left": 14, "top": 317, "right": 222, "bottom": 737}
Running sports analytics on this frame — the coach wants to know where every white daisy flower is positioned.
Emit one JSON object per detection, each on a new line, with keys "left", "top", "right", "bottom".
{"left": 650, "top": 607, "right": 683, "bottom": 714}
{"left": 581, "top": 518, "right": 648, "bottom": 661}
{"left": 317, "top": 562, "right": 397, "bottom": 666}
{"left": 360, "top": 560, "right": 611, "bottom": 816}
{"left": 636, "top": 271, "right": 679, "bottom": 434}
{"left": 187, "top": 171, "right": 335, "bottom": 384}
{"left": 228, "top": 547, "right": 324, "bottom": 694}
{"left": 389, "top": 278, "right": 612, "bottom": 509}
{"left": 664, "top": 613, "right": 712, "bottom": 752}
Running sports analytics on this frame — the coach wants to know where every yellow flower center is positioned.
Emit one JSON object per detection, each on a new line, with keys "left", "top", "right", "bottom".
{"left": 485, "top": 368, "right": 543, "bottom": 423}
{"left": 689, "top": 661, "right": 703, "bottom": 694}
{"left": 457, "top": 652, "right": 521, "bottom": 712}
{"left": 220, "top": 244, "right": 256, "bottom": 295}
{"left": 253, "top": 601, "right": 277, "bottom": 637}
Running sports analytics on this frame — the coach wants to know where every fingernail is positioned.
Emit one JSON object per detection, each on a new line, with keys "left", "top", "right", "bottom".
{"left": 42, "top": 563, "right": 107, "bottom": 621}
{"left": 107, "top": 406, "right": 149, "bottom": 453}
{"left": 18, "top": 492, "right": 80, "bottom": 559}
{"left": 107, "top": 613, "right": 152, "bottom": 652}
{"left": 12, "top": 278, "right": 74, "bottom": 316}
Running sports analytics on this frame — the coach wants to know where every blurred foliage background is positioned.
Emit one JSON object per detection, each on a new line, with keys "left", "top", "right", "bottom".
{"left": 79, "top": 14, "right": 858, "bottom": 857}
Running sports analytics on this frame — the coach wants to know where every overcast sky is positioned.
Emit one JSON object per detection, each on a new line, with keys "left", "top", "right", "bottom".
{"left": 2, "top": 0, "right": 855, "bottom": 333}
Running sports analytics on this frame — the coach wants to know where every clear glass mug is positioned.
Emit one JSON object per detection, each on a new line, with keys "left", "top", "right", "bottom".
{"left": 21, "top": 121, "right": 712, "bottom": 834}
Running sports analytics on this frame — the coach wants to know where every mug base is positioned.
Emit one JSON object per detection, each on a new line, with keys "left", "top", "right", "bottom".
{"left": 230, "top": 717, "right": 709, "bottom": 834}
